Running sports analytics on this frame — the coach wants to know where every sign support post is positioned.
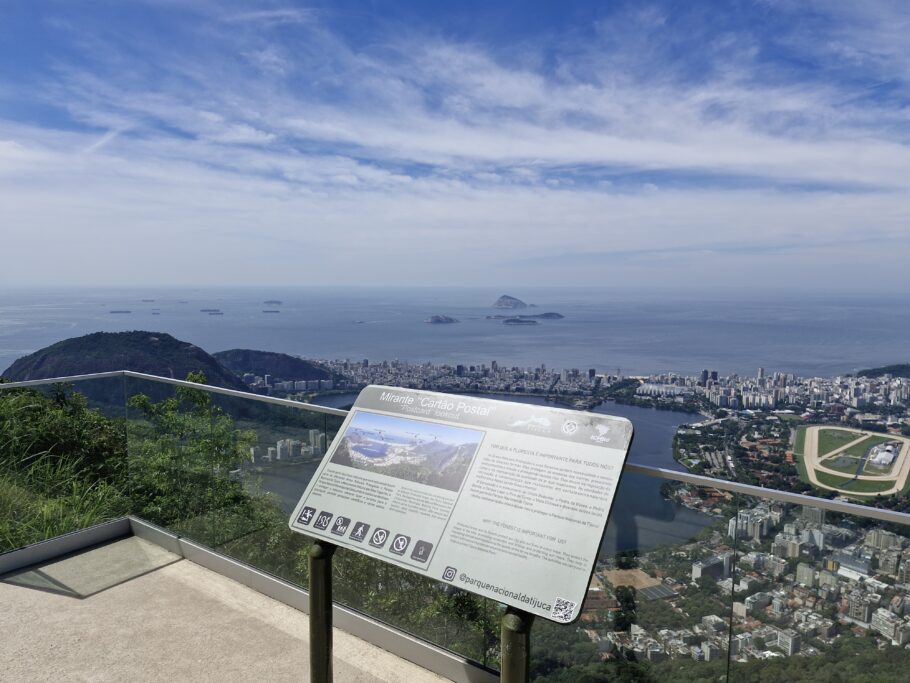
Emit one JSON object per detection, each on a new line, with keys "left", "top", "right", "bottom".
{"left": 289, "top": 386, "right": 633, "bottom": 682}
{"left": 308, "top": 539, "right": 336, "bottom": 683}
{"left": 501, "top": 607, "right": 534, "bottom": 683}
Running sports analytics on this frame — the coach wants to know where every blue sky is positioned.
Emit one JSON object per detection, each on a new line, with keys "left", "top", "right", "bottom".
{"left": 1, "top": 1, "right": 908, "bottom": 289}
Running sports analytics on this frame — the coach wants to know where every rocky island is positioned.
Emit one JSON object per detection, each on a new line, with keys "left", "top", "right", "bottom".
{"left": 502, "top": 317, "right": 538, "bottom": 325}
{"left": 425, "top": 315, "right": 459, "bottom": 324}
{"left": 492, "top": 295, "right": 528, "bottom": 309}
{"left": 486, "top": 312, "right": 564, "bottom": 320}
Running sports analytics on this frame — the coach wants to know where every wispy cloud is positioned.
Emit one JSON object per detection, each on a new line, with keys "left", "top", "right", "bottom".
{"left": 219, "top": 8, "right": 316, "bottom": 26}
{"left": 0, "top": 1, "right": 908, "bottom": 288}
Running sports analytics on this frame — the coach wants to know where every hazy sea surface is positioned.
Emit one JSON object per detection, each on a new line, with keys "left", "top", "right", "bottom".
{"left": 2, "top": 286, "right": 908, "bottom": 377}
{"left": 4, "top": 287, "right": 896, "bottom": 554}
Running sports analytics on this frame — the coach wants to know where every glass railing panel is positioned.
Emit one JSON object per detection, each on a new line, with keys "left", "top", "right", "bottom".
{"left": 14, "top": 372, "right": 910, "bottom": 681}
{"left": 0, "top": 376, "right": 128, "bottom": 553}
{"left": 527, "top": 477, "right": 736, "bottom": 681}
{"left": 331, "top": 545, "right": 496, "bottom": 667}
{"left": 123, "top": 375, "right": 219, "bottom": 542}
{"left": 205, "top": 389, "right": 497, "bottom": 667}
{"left": 203, "top": 392, "right": 340, "bottom": 585}
{"left": 725, "top": 495, "right": 910, "bottom": 682}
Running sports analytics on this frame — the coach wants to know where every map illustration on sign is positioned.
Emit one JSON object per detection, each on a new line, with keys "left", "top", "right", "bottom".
{"left": 289, "top": 385, "right": 633, "bottom": 624}
{"left": 330, "top": 412, "right": 483, "bottom": 492}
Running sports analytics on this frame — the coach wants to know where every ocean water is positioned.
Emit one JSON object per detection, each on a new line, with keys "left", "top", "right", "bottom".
{"left": 1, "top": 286, "right": 908, "bottom": 378}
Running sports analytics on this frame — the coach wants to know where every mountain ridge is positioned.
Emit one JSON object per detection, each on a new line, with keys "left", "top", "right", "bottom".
{"left": 2, "top": 331, "right": 248, "bottom": 390}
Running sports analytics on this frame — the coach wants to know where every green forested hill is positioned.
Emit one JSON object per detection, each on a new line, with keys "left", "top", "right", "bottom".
{"left": 213, "top": 348, "right": 331, "bottom": 381}
{"left": 857, "top": 363, "right": 910, "bottom": 378}
{"left": 2, "top": 331, "right": 247, "bottom": 390}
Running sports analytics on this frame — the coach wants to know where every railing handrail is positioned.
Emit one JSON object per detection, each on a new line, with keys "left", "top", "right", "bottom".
{"left": 0, "top": 370, "right": 348, "bottom": 417}
{"left": 4, "top": 370, "right": 910, "bottom": 526}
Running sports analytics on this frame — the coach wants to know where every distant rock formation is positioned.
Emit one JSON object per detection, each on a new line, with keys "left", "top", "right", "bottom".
{"left": 2, "top": 331, "right": 248, "bottom": 390}
{"left": 493, "top": 295, "right": 528, "bottom": 309}
{"left": 502, "top": 317, "right": 538, "bottom": 325}
{"left": 856, "top": 363, "right": 910, "bottom": 378}
{"left": 486, "top": 312, "right": 564, "bottom": 320}
{"left": 425, "top": 315, "right": 459, "bottom": 324}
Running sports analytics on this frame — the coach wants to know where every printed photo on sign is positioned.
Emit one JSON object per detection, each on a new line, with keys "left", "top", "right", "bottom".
{"left": 329, "top": 411, "right": 483, "bottom": 492}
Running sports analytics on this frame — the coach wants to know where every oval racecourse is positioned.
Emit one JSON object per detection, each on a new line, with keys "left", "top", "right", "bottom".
{"left": 800, "top": 425, "right": 910, "bottom": 496}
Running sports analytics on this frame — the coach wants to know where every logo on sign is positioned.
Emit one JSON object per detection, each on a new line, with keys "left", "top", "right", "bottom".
{"left": 508, "top": 416, "right": 552, "bottom": 434}
{"left": 442, "top": 566, "right": 458, "bottom": 582}
{"left": 590, "top": 423, "right": 612, "bottom": 444}
{"left": 561, "top": 420, "right": 579, "bottom": 435}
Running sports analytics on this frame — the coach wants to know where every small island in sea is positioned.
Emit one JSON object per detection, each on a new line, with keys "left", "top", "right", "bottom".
{"left": 425, "top": 315, "right": 459, "bottom": 324}
{"left": 492, "top": 294, "right": 528, "bottom": 309}
{"left": 263, "top": 300, "right": 283, "bottom": 305}
{"left": 487, "top": 312, "right": 564, "bottom": 320}
{"left": 502, "top": 317, "right": 537, "bottom": 325}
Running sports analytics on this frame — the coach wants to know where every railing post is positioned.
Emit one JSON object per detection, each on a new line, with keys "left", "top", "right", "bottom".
{"left": 501, "top": 606, "right": 534, "bottom": 683}
{"left": 308, "top": 540, "right": 336, "bottom": 683}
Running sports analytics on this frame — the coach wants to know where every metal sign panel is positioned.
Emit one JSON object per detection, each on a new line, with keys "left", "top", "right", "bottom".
{"left": 289, "top": 385, "right": 633, "bottom": 623}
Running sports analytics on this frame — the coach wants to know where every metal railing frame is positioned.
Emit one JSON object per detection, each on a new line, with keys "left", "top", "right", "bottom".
{"left": 3, "top": 369, "right": 908, "bottom": 525}
{"left": 5, "top": 369, "right": 910, "bottom": 681}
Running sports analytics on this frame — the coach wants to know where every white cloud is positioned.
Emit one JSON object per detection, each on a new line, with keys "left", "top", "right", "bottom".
{"left": 1, "top": 2, "right": 909, "bottom": 289}
{"left": 219, "top": 8, "right": 316, "bottom": 26}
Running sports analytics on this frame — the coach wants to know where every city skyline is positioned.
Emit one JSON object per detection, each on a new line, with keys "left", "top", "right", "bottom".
{"left": 2, "top": 1, "right": 909, "bottom": 289}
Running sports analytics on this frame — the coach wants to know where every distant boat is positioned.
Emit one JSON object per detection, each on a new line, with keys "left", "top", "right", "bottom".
{"left": 200, "top": 308, "right": 221, "bottom": 312}
{"left": 263, "top": 300, "right": 283, "bottom": 305}
{"left": 209, "top": 311, "right": 224, "bottom": 316}
{"left": 109, "top": 310, "right": 132, "bottom": 314}
{"left": 262, "top": 310, "right": 281, "bottom": 314}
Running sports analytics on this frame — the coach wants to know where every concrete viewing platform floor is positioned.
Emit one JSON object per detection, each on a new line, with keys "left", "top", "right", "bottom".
{"left": 1, "top": 537, "right": 447, "bottom": 682}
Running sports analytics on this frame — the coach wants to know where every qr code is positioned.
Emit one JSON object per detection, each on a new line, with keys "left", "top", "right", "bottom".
{"left": 551, "top": 597, "right": 576, "bottom": 622}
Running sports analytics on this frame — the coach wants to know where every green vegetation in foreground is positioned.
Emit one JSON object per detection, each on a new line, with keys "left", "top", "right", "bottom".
{"left": 815, "top": 470, "right": 896, "bottom": 494}
{"left": 817, "top": 428, "right": 863, "bottom": 456}
{"left": 842, "top": 434, "right": 894, "bottom": 458}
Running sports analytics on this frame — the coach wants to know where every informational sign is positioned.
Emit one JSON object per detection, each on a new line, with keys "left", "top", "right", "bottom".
{"left": 289, "top": 385, "right": 633, "bottom": 623}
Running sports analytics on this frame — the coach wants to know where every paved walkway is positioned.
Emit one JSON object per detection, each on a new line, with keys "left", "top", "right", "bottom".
{"left": 0, "top": 537, "right": 448, "bottom": 682}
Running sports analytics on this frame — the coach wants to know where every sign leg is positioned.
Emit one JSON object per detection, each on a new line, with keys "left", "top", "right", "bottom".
{"left": 308, "top": 540, "right": 336, "bottom": 683}
{"left": 501, "top": 607, "right": 534, "bottom": 683}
